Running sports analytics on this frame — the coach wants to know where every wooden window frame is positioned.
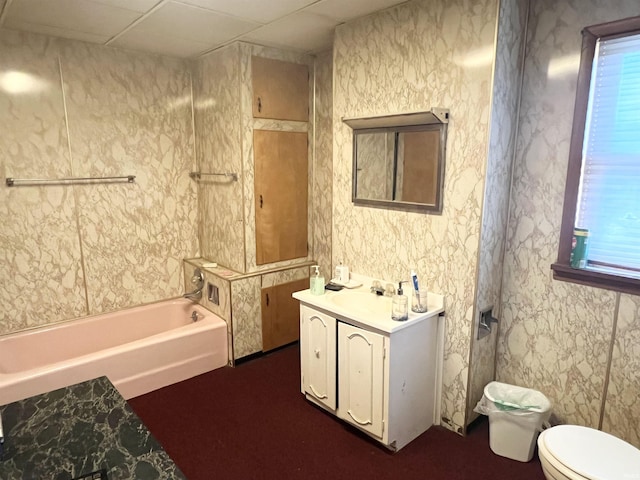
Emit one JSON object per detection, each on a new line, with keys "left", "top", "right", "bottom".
{"left": 551, "top": 15, "right": 640, "bottom": 296}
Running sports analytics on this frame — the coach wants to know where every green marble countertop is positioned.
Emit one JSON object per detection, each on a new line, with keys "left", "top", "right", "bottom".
{"left": 0, "top": 377, "right": 185, "bottom": 480}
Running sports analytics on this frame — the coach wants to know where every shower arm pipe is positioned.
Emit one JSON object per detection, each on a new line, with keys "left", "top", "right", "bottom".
{"left": 189, "top": 171, "right": 238, "bottom": 182}
{"left": 6, "top": 175, "right": 135, "bottom": 187}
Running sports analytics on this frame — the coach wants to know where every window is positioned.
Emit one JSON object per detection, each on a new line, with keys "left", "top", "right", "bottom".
{"left": 552, "top": 16, "right": 640, "bottom": 295}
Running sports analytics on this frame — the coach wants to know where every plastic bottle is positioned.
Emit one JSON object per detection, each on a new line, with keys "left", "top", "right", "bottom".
{"left": 391, "top": 281, "right": 408, "bottom": 321}
{"left": 310, "top": 265, "right": 325, "bottom": 295}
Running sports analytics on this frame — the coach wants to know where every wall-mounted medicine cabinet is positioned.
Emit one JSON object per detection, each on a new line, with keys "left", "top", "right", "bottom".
{"left": 343, "top": 109, "right": 449, "bottom": 213}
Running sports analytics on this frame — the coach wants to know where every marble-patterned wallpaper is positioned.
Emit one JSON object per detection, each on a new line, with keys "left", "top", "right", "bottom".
{"left": 194, "top": 44, "right": 245, "bottom": 273}
{"left": 467, "top": 0, "right": 528, "bottom": 426}
{"left": 0, "top": 31, "right": 87, "bottom": 330}
{"left": 230, "top": 276, "right": 262, "bottom": 359}
{"left": 333, "top": 0, "right": 498, "bottom": 432}
{"left": 0, "top": 30, "right": 198, "bottom": 334}
{"left": 59, "top": 40, "right": 198, "bottom": 313}
{"left": 311, "top": 51, "right": 333, "bottom": 279}
{"left": 261, "top": 266, "right": 308, "bottom": 289}
{"left": 498, "top": 0, "right": 640, "bottom": 445}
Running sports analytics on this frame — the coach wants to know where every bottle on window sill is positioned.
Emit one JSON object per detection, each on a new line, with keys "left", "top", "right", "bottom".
{"left": 570, "top": 228, "right": 589, "bottom": 269}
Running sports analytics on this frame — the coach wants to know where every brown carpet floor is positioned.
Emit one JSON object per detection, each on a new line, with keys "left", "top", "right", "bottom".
{"left": 128, "top": 344, "right": 546, "bottom": 480}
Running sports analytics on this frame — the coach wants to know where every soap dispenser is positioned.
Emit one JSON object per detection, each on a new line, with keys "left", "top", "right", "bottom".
{"left": 310, "top": 265, "right": 325, "bottom": 295}
{"left": 391, "top": 281, "right": 408, "bottom": 321}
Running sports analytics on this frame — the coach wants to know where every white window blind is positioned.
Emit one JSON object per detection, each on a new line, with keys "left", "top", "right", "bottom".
{"left": 576, "top": 32, "right": 640, "bottom": 277}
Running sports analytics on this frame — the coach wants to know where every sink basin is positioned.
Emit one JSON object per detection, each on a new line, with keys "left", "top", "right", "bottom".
{"left": 292, "top": 275, "right": 444, "bottom": 333}
{"left": 329, "top": 290, "right": 391, "bottom": 315}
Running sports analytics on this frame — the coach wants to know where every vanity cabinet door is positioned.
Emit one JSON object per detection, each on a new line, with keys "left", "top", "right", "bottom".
{"left": 252, "top": 56, "right": 309, "bottom": 122}
{"left": 337, "top": 322, "right": 385, "bottom": 439}
{"left": 300, "top": 305, "right": 336, "bottom": 411}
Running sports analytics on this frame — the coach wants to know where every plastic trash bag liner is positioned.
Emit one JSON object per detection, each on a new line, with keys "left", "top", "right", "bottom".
{"left": 483, "top": 382, "right": 550, "bottom": 412}
{"left": 474, "top": 381, "right": 552, "bottom": 430}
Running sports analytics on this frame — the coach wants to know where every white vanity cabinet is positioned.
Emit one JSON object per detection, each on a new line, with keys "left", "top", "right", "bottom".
{"left": 300, "top": 305, "right": 336, "bottom": 411}
{"left": 296, "top": 284, "right": 444, "bottom": 451}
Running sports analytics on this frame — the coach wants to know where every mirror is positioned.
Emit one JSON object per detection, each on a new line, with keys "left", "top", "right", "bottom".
{"left": 344, "top": 110, "right": 448, "bottom": 213}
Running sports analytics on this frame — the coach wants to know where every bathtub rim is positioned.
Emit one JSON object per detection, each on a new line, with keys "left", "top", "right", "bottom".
{"left": 0, "top": 297, "right": 212, "bottom": 339}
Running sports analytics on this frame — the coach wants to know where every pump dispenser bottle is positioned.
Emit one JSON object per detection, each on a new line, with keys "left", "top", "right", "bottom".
{"left": 310, "top": 265, "right": 325, "bottom": 295}
{"left": 391, "top": 281, "right": 408, "bottom": 321}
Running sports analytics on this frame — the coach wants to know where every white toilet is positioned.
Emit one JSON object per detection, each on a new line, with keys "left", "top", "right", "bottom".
{"left": 538, "top": 424, "right": 640, "bottom": 480}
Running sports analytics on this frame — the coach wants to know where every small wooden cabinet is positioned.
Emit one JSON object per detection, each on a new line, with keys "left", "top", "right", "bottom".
{"left": 252, "top": 56, "right": 309, "bottom": 122}
{"left": 299, "top": 302, "right": 441, "bottom": 451}
{"left": 262, "top": 278, "right": 309, "bottom": 352}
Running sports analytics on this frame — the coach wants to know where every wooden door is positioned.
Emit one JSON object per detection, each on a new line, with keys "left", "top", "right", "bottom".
{"left": 254, "top": 129, "right": 308, "bottom": 265}
{"left": 300, "top": 305, "right": 337, "bottom": 411}
{"left": 262, "top": 278, "right": 309, "bottom": 352}
{"left": 252, "top": 56, "right": 309, "bottom": 121}
{"left": 337, "top": 322, "right": 385, "bottom": 439}
{"left": 401, "top": 130, "right": 440, "bottom": 205}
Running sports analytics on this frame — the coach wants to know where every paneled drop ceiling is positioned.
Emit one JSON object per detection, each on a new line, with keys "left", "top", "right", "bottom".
{"left": 0, "top": 0, "right": 408, "bottom": 57}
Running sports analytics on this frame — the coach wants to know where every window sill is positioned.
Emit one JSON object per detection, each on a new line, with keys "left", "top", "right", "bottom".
{"left": 551, "top": 263, "right": 640, "bottom": 296}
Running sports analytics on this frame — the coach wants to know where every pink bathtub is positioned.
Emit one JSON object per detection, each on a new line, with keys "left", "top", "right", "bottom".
{"left": 0, "top": 299, "right": 228, "bottom": 405}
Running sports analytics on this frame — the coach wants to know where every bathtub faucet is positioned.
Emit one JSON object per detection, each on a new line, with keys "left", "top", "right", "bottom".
{"left": 183, "top": 268, "right": 204, "bottom": 302}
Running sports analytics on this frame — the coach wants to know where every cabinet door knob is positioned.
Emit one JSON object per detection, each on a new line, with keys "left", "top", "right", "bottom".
{"left": 314, "top": 348, "right": 320, "bottom": 358}
{"left": 257, "top": 96, "right": 262, "bottom": 113}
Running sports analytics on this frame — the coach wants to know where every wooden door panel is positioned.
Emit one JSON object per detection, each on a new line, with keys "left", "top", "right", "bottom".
{"left": 262, "top": 277, "right": 308, "bottom": 352}
{"left": 252, "top": 56, "right": 309, "bottom": 121}
{"left": 254, "top": 130, "right": 308, "bottom": 265}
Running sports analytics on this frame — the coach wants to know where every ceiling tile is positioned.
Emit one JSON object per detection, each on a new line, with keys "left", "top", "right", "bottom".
{"left": 3, "top": 0, "right": 143, "bottom": 37}
{"left": 128, "top": 1, "right": 259, "bottom": 45}
{"left": 2, "top": 19, "right": 110, "bottom": 43}
{"left": 1, "top": 0, "right": 412, "bottom": 59}
{"left": 180, "top": 0, "right": 318, "bottom": 24}
{"left": 306, "top": 0, "right": 407, "bottom": 22}
{"left": 110, "top": 29, "right": 211, "bottom": 57}
{"left": 91, "top": 0, "right": 161, "bottom": 13}
{"left": 243, "top": 11, "right": 335, "bottom": 53}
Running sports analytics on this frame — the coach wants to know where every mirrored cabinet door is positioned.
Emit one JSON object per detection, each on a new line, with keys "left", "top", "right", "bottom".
{"left": 345, "top": 109, "right": 449, "bottom": 214}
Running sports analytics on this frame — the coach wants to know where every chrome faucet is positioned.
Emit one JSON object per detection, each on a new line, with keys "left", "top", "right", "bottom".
{"left": 370, "top": 281, "right": 385, "bottom": 295}
{"left": 183, "top": 268, "right": 204, "bottom": 301}
{"left": 370, "top": 281, "right": 400, "bottom": 297}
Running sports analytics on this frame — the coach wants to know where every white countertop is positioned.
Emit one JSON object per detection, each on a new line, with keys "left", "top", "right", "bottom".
{"left": 292, "top": 274, "right": 444, "bottom": 334}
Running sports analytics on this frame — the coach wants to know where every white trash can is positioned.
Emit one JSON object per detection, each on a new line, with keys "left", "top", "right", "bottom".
{"left": 475, "top": 381, "right": 552, "bottom": 462}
